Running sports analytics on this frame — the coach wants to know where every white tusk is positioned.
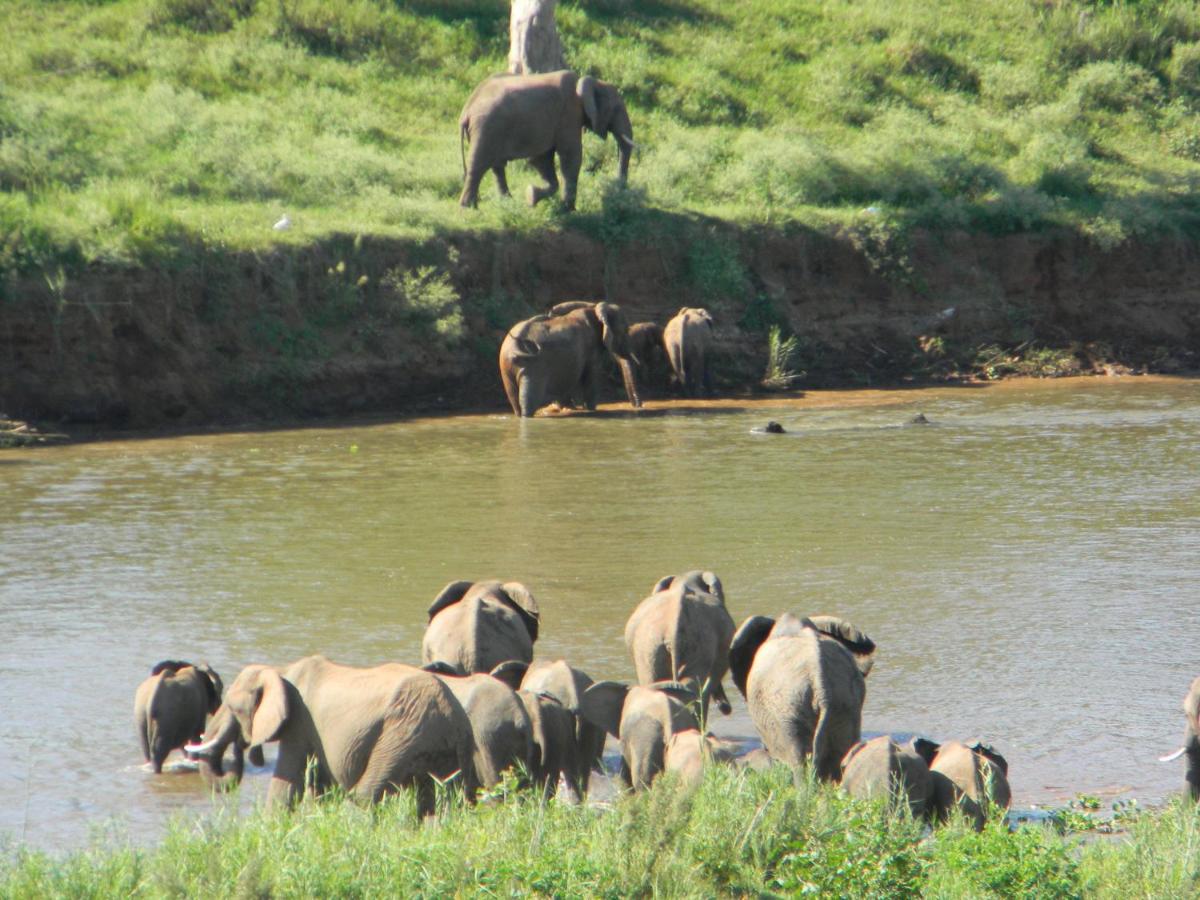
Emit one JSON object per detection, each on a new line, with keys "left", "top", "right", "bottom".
{"left": 1159, "top": 747, "right": 1187, "bottom": 762}
{"left": 185, "top": 738, "right": 222, "bottom": 756}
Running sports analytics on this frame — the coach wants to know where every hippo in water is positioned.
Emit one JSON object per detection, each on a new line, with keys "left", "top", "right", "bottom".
{"left": 764, "top": 421, "right": 786, "bottom": 434}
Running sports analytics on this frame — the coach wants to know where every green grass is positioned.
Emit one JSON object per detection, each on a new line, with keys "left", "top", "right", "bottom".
{"left": 3, "top": 0, "right": 1200, "bottom": 276}
{"left": 3, "top": 766, "right": 1200, "bottom": 898}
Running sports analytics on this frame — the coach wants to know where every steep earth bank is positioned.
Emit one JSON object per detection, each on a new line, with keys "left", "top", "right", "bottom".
{"left": 2, "top": 224, "right": 1197, "bottom": 432}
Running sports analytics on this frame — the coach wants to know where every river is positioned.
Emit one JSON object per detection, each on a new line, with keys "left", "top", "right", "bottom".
{"left": 2, "top": 376, "right": 1198, "bottom": 851}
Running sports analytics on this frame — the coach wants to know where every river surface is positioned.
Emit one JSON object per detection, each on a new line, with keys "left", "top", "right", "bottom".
{"left": 2, "top": 377, "right": 1199, "bottom": 852}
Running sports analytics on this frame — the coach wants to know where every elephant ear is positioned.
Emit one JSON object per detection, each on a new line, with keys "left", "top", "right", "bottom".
{"left": 422, "top": 660, "right": 461, "bottom": 676}
{"left": 249, "top": 668, "right": 289, "bottom": 747}
{"left": 197, "top": 663, "right": 223, "bottom": 714}
{"left": 840, "top": 740, "right": 868, "bottom": 772}
{"left": 549, "top": 300, "right": 594, "bottom": 317}
{"left": 595, "top": 302, "right": 632, "bottom": 359}
{"left": 806, "top": 615, "right": 877, "bottom": 677}
{"left": 428, "top": 580, "right": 475, "bottom": 622}
{"left": 695, "top": 570, "right": 724, "bottom": 602}
{"left": 498, "top": 582, "right": 540, "bottom": 643}
{"left": 728, "top": 615, "right": 776, "bottom": 699}
{"left": 651, "top": 574, "right": 675, "bottom": 594}
{"left": 580, "top": 680, "right": 629, "bottom": 738}
{"left": 967, "top": 740, "right": 1009, "bottom": 777}
{"left": 910, "top": 737, "right": 941, "bottom": 767}
{"left": 490, "top": 660, "right": 529, "bottom": 691}
{"left": 650, "top": 680, "right": 699, "bottom": 706}
{"left": 150, "top": 659, "right": 190, "bottom": 677}
{"left": 576, "top": 75, "right": 600, "bottom": 136}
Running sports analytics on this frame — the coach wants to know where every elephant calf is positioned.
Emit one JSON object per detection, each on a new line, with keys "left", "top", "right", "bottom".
{"left": 134, "top": 660, "right": 222, "bottom": 773}
{"left": 927, "top": 739, "right": 1011, "bottom": 830}
{"left": 1160, "top": 674, "right": 1200, "bottom": 800}
{"left": 422, "top": 580, "right": 540, "bottom": 674}
{"left": 840, "top": 735, "right": 937, "bottom": 820}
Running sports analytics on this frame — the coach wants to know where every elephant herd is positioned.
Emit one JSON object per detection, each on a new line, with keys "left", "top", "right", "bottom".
{"left": 499, "top": 301, "right": 716, "bottom": 417}
{"left": 144, "top": 569, "right": 1162, "bottom": 831}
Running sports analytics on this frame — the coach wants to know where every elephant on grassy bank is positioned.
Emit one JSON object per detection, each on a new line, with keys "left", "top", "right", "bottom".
{"left": 663, "top": 729, "right": 742, "bottom": 787}
{"left": 422, "top": 580, "right": 540, "bottom": 673}
{"left": 134, "top": 660, "right": 222, "bottom": 773}
{"left": 499, "top": 302, "right": 641, "bottom": 417}
{"left": 580, "top": 680, "right": 700, "bottom": 791}
{"left": 186, "top": 656, "right": 476, "bottom": 816}
{"left": 458, "top": 70, "right": 633, "bottom": 211}
{"left": 927, "top": 740, "right": 1011, "bottom": 830}
{"left": 840, "top": 735, "right": 936, "bottom": 820}
{"left": 729, "top": 614, "right": 876, "bottom": 782}
{"left": 663, "top": 307, "right": 715, "bottom": 397}
{"left": 624, "top": 571, "right": 735, "bottom": 720}
{"left": 1160, "top": 675, "right": 1200, "bottom": 800}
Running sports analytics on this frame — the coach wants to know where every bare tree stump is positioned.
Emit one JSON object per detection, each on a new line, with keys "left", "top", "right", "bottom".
{"left": 508, "top": 0, "right": 567, "bottom": 75}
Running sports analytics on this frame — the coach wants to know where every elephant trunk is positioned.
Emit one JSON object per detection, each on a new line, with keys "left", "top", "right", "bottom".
{"left": 186, "top": 705, "right": 246, "bottom": 791}
{"left": 616, "top": 134, "right": 632, "bottom": 183}
{"left": 618, "top": 356, "right": 642, "bottom": 409}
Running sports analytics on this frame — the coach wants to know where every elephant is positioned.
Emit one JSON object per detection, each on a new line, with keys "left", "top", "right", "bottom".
{"left": 580, "top": 680, "right": 700, "bottom": 791}
{"left": 663, "top": 729, "right": 741, "bottom": 787}
{"left": 134, "top": 660, "right": 222, "bottom": 773}
{"left": 663, "top": 307, "right": 716, "bottom": 397}
{"left": 624, "top": 570, "right": 735, "bottom": 721}
{"left": 927, "top": 739, "right": 1011, "bottom": 830}
{"left": 458, "top": 69, "right": 633, "bottom": 211}
{"left": 729, "top": 613, "right": 876, "bottom": 782}
{"left": 1160, "top": 675, "right": 1200, "bottom": 800}
{"left": 185, "top": 655, "right": 477, "bottom": 816}
{"left": 515, "top": 688, "right": 581, "bottom": 801}
{"left": 499, "top": 301, "right": 641, "bottom": 417}
{"left": 422, "top": 662, "right": 535, "bottom": 794}
{"left": 840, "top": 735, "right": 936, "bottom": 820}
{"left": 627, "top": 321, "right": 668, "bottom": 394}
{"left": 422, "top": 580, "right": 540, "bottom": 674}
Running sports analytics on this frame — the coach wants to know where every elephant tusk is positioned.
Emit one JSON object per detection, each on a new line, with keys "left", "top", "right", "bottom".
{"left": 1160, "top": 747, "right": 1187, "bottom": 762}
{"left": 185, "top": 737, "right": 222, "bottom": 757}
{"left": 616, "top": 133, "right": 636, "bottom": 151}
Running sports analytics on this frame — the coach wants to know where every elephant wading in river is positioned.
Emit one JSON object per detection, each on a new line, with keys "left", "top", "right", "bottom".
{"left": 134, "top": 660, "right": 222, "bottom": 773}
{"left": 840, "top": 735, "right": 937, "bottom": 820}
{"left": 624, "top": 570, "right": 735, "bottom": 720}
{"left": 729, "top": 613, "right": 876, "bottom": 781}
{"left": 663, "top": 307, "right": 715, "bottom": 397}
{"left": 499, "top": 301, "right": 641, "bottom": 417}
{"left": 458, "top": 70, "right": 633, "bottom": 211}
{"left": 422, "top": 580, "right": 540, "bottom": 673}
{"left": 186, "top": 656, "right": 477, "bottom": 816}
{"left": 1161, "top": 675, "right": 1200, "bottom": 800}
{"left": 927, "top": 739, "right": 1011, "bottom": 830}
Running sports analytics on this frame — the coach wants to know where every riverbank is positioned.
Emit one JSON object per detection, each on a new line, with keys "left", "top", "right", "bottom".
{"left": 2, "top": 767, "right": 1197, "bottom": 898}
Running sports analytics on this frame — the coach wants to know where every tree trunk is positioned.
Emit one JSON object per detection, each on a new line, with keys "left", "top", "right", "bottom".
{"left": 508, "top": 0, "right": 567, "bottom": 75}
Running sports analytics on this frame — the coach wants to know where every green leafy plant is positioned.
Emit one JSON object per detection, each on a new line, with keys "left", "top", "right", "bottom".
{"left": 762, "top": 325, "right": 802, "bottom": 391}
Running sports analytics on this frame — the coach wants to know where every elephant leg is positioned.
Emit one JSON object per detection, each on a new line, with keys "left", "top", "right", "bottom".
{"left": 527, "top": 150, "right": 559, "bottom": 207}
{"left": 459, "top": 134, "right": 488, "bottom": 208}
{"left": 557, "top": 143, "right": 582, "bottom": 211}
{"left": 492, "top": 164, "right": 511, "bottom": 198}
{"left": 501, "top": 363, "right": 521, "bottom": 416}
{"left": 414, "top": 774, "right": 436, "bottom": 819}
{"left": 517, "top": 373, "right": 541, "bottom": 418}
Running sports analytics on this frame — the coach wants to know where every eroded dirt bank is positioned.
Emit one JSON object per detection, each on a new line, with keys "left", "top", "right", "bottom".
{"left": 2, "top": 225, "right": 1198, "bottom": 431}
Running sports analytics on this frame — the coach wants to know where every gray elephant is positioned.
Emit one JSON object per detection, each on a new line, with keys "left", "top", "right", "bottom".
{"left": 134, "top": 660, "right": 222, "bottom": 773}
{"left": 458, "top": 70, "right": 633, "bottom": 210}
{"left": 580, "top": 680, "right": 700, "bottom": 791}
{"left": 663, "top": 729, "right": 742, "bottom": 787}
{"left": 628, "top": 321, "right": 668, "bottom": 394}
{"left": 927, "top": 739, "right": 1011, "bottom": 830}
{"left": 729, "top": 613, "right": 876, "bottom": 782}
{"left": 499, "top": 301, "right": 641, "bottom": 417}
{"left": 840, "top": 735, "right": 936, "bottom": 820}
{"left": 1160, "top": 674, "right": 1200, "bottom": 800}
{"left": 515, "top": 688, "right": 580, "bottom": 801}
{"left": 186, "top": 656, "right": 477, "bottom": 816}
{"left": 624, "top": 570, "right": 735, "bottom": 720}
{"left": 663, "top": 307, "right": 715, "bottom": 397}
{"left": 422, "top": 580, "right": 540, "bottom": 673}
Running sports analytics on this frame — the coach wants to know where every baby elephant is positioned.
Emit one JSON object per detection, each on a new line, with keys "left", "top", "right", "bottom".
{"left": 927, "top": 739, "right": 1011, "bottom": 830}
{"left": 840, "top": 736, "right": 936, "bottom": 820}
{"left": 134, "top": 660, "right": 222, "bottom": 773}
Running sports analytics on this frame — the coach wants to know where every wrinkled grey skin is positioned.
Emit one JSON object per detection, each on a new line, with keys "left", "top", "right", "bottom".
{"left": 840, "top": 735, "right": 936, "bottom": 820}
{"left": 186, "top": 656, "right": 477, "bottom": 817}
{"left": 663, "top": 307, "right": 715, "bottom": 397}
{"left": 729, "top": 613, "right": 876, "bottom": 782}
{"left": 517, "top": 689, "right": 581, "bottom": 801}
{"left": 664, "top": 728, "right": 741, "bottom": 787}
{"left": 928, "top": 739, "right": 1011, "bottom": 830}
{"left": 499, "top": 302, "right": 640, "bottom": 417}
{"left": 1161, "top": 674, "right": 1200, "bottom": 801}
{"left": 422, "top": 580, "right": 540, "bottom": 674}
{"left": 458, "top": 70, "right": 633, "bottom": 211}
{"left": 624, "top": 571, "right": 735, "bottom": 721}
{"left": 422, "top": 663, "right": 534, "bottom": 794}
{"left": 134, "top": 660, "right": 222, "bottom": 773}
{"left": 580, "top": 680, "right": 700, "bottom": 791}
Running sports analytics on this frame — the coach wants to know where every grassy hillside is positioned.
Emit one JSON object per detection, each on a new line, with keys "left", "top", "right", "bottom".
{"left": 3, "top": 0, "right": 1200, "bottom": 277}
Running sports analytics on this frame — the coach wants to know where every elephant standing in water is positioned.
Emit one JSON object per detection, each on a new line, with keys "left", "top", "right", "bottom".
{"left": 624, "top": 570, "right": 735, "bottom": 720}
{"left": 134, "top": 660, "right": 222, "bottom": 773}
{"left": 186, "top": 656, "right": 476, "bottom": 816}
{"left": 458, "top": 70, "right": 633, "bottom": 210}
{"left": 628, "top": 321, "right": 668, "bottom": 394}
{"left": 1161, "top": 675, "right": 1200, "bottom": 800}
{"left": 840, "top": 735, "right": 937, "bottom": 820}
{"left": 729, "top": 613, "right": 876, "bottom": 781}
{"left": 927, "top": 740, "right": 1011, "bottom": 830}
{"left": 499, "top": 301, "right": 641, "bottom": 417}
{"left": 422, "top": 580, "right": 540, "bottom": 673}
{"left": 663, "top": 307, "right": 715, "bottom": 397}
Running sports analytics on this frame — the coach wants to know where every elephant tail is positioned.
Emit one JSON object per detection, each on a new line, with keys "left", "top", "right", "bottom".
{"left": 810, "top": 704, "right": 839, "bottom": 782}
{"left": 460, "top": 120, "right": 469, "bottom": 180}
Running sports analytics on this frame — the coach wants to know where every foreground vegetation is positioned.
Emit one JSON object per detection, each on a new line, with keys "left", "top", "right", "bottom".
{"left": 3, "top": 766, "right": 1200, "bottom": 898}
{"left": 3, "top": 0, "right": 1200, "bottom": 277}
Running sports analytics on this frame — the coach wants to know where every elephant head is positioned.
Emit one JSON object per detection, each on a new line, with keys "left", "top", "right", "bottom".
{"left": 729, "top": 613, "right": 876, "bottom": 698}
{"left": 423, "top": 580, "right": 540, "bottom": 673}
{"left": 926, "top": 739, "right": 1011, "bottom": 830}
{"left": 840, "top": 735, "right": 936, "bottom": 820}
{"left": 651, "top": 570, "right": 724, "bottom": 603}
{"left": 134, "top": 660, "right": 224, "bottom": 773}
{"left": 186, "top": 664, "right": 289, "bottom": 791}
{"left": 577, "top": 76, "right": 634, "bottom": 183}
{"left": 1160, "top": 674, "right": 1200, "bottom": 800}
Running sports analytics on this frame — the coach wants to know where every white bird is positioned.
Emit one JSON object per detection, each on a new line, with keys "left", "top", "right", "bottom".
{"left": 273, "top": 214, "right": 291, "bottom": 231}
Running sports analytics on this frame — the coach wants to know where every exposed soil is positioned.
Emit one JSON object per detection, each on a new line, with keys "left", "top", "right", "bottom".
{"left": 2, "top": 225, "right": 1198, "bottom": 436}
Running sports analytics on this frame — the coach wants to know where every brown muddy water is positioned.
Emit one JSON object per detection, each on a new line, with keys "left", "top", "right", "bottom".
{"left": 2, "top": 377, "right": 1199, "bottom": 851}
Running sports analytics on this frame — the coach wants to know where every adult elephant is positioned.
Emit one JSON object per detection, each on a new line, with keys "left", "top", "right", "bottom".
{"left": 840, "top": 735, "right": 937, "bottom": 820}
{"left": 1160, "top": 674, "right": 1200, "bottom": 800}
{"left": 186, "top": 656, "right": 476, "bottom": 816}
{"left": 624, "top": 571, "right": 735, "bottom": 720}
{"left": 499, "top": 301, "right": 640, "bottom": 417}
{"left": 458, "top": 70, "right": 633, "bottom": 211}
{"left": 134, "top": 660, "right": 222, "bottom": 773}
{"left": 729, "top": 613, "right": 876, "bottom": 782}
{"left": 422, "top": 580, "right": 540, "bottom": 674}
{"left": 927, "top": 740, "right": 1011, "bottom": 830}
{"left": 663, "top": 307, "right": 715, "bottom": 397}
